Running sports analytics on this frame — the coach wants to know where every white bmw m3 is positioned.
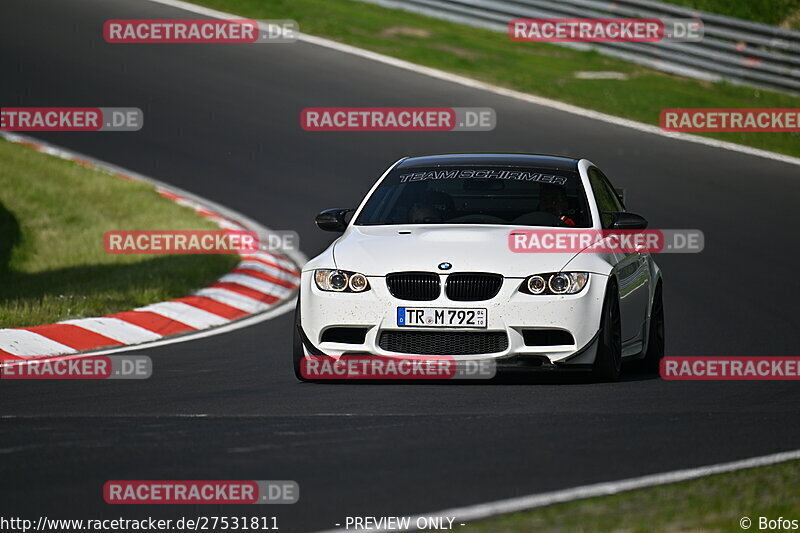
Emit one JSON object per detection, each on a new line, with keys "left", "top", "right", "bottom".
{"left": 294, "top": 154, "right": 664, "bottom": 381}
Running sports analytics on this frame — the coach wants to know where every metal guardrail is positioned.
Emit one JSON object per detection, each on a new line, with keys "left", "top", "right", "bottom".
{"left": 358, "top": 0, "right": 800, "bottom": 95}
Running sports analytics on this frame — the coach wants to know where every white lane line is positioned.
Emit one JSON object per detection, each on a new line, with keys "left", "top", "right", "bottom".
{"left": 219, "top": 273, "right": 294, "bottom": 298}
{"left": 0, "top": 412, "right": 368, "bottom": 419}
{"left": 142, "top": 0, "right": 800, "bottom": 168}
{"left": 0, "top": 330, "right": 77, "bottom": 357}
{"left": 58, "top": 317, "right": 163, "bottom": 344}
{"left": 194, "top": 287, "right": 271, "bottom": 313}
{"left": 314, "top": 448, "right": 800, "bottom": 532}
{"left": 135, "top": 301, "right": 229, "bottom": 328}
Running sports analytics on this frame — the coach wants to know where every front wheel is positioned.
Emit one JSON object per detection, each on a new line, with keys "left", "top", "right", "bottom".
{"left": 592, "top": 280, "right": 622, "bottom": 382}
{"left": 642, "top": 282, "right": 665, "bottom": 372}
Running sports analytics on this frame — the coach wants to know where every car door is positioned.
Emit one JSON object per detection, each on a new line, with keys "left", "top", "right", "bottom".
{"left": 588, "top": 166, "right": 650, "bottom": 344}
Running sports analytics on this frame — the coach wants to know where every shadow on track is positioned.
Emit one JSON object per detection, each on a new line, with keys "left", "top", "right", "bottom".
{"left": 296, "top": 366, "right": 660, "bottom": 386}
{"left": 0, "top": 199, "right": 21, "bottom": 275}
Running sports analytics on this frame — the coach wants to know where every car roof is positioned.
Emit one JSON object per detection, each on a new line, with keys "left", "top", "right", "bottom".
{"left": 395, "top": 153, "right": 581, "bottom": 171}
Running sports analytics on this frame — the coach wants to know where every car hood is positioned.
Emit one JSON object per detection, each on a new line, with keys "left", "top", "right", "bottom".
{"left": 332, "top": 225, "right": 580, "bottom": 277}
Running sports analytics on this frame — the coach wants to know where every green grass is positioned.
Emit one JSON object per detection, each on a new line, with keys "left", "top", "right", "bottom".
{"left": 0, "top": 139, "right": 239, "bottom": 328}
{"left": 660, "top": 0, "right": 800, "bottom": 29}
{"left": 191, "top": 0, "right": 800, "bottom": 158}
{"left": 463, "top": 459, "right": 800, "bottom": 532}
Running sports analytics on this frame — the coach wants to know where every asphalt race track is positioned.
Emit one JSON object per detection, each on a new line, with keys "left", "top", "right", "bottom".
{"left": 1, "top": 0, "right": 799, "bottom": 531}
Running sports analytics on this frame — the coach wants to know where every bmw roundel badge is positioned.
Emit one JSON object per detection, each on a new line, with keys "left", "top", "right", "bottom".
{"left": 438, "top": 262, "right": 452, "bottom": 270}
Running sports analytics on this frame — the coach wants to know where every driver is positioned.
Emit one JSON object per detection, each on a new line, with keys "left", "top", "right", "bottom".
{"left": 408, "top": 203, "right": 443, "bottom": 223}
{"left": 538, "top": 184, "right": 575, "bottom": 226}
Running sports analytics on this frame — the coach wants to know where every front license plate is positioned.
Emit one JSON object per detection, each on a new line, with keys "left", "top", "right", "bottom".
{"left": 397, "top": 307, "right": 487, "bottom": 328}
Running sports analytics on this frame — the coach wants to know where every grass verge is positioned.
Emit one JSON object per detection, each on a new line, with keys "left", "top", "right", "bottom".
{"left": 660, "top": 0, "right": 800, "bottom": 29}
{"left": 0, "top": 138, "right": 239, "bottom": 328}
{"left": 462, "top": 459, "right": 800, "bottom": 532}
{"left": 191, "top": 0, "right": 800, "bottom": 158}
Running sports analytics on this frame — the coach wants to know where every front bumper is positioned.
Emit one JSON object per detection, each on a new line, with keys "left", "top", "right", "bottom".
{"left": 299, "top": 271, "right": 608, "bottom": 366}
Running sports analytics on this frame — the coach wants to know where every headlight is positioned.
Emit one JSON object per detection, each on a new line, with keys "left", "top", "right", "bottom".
{"left": 527, "top": 275, "right": 547, "bottom": 294}
{"left": 348, "top": 273, "right": 369, "bottom": 292}
{"left": 520, "top": 273, "right": 588, "bottom": 295}
{"left": 314, "top": 269, "right": 371, "bottom": 293}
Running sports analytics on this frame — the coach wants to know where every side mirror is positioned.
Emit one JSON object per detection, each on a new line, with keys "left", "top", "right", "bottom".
{"left": 315, "top": 208, "right": 353, "bottom": 232}
{"left": 614, "top": 187, "right": 626, "bottom": 206}
{"left": 611, "top": 212, "right": 648, "bottom": 230}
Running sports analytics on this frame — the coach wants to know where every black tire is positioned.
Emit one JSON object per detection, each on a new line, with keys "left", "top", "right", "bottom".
{"left": 642, "top": 281, "right": 665, "bottom": 372}
{"left": 592, "top": 280, "right": 622, "bottom": 382}
{"left": 292, "top": 295, "right": 308, "bottom": 382}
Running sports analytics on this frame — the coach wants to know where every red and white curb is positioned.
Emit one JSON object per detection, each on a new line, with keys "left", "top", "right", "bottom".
{"left": 0, "top": 132, "right": 306, "bottom": 363}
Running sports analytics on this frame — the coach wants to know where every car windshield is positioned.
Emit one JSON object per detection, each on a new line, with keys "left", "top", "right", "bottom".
{"left": 355, "top": 166, "right": 592, "bottom": 227}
